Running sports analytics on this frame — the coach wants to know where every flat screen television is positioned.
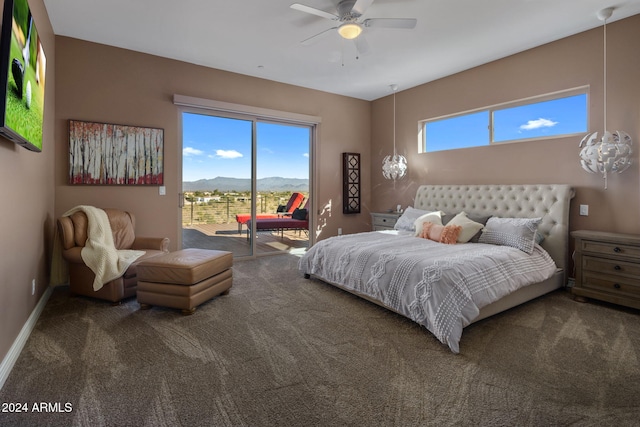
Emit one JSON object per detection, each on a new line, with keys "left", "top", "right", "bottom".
{"left": 0, "top": 0, "right": 46, "bottom": 152}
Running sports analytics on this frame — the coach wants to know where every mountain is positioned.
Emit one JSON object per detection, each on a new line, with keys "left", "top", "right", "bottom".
{"left": 182, "top": 177, "right": 309, "bottom": 192}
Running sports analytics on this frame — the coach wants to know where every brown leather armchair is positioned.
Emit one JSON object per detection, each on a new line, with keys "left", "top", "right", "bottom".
{"left": 57, "top": 208, "right": 170, "bottom": 303}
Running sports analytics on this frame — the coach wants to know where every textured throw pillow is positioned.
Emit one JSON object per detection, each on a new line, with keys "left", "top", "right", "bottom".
{"left": 446, "top": 212, "right": 485, "bottom": 243}
{"left": 478, "top": 217, "right": 542, "bottom": 254}
{"left": 419, "top": 221, "right": 462, "bottom": 244}
{"left": 413, "top": 211, "right": 443, "bottom": 236}
{"left": 394, "top": 207, "right": 433, "bottom": 232}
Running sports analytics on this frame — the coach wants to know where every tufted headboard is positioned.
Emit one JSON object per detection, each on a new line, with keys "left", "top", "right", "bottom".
{"left": 414, "top": 184, "right": 575, "bottom": 282}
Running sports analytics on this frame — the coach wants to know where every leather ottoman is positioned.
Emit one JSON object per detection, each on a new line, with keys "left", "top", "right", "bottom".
{"left": 136, "top": 248, "right": 233, "bottom": 315}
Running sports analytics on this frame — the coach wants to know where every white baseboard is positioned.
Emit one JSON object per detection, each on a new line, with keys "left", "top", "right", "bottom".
{"left": 0, "top": 286, "right": 53, "bottom": 391}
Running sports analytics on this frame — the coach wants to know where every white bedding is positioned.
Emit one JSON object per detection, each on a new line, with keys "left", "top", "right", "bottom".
{"left": 299, "top": 230, "right": 557, "bottom": 353}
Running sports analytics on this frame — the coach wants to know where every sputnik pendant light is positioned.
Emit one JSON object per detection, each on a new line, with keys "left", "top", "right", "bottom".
{"left": 382, "top": 84, "right": 407, "bottom": 181}
{"left": 578, "top": 7, "right": 632, "bottom": 189}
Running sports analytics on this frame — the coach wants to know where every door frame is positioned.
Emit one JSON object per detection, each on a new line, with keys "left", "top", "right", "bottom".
{"left": 175, "top": 95, "right": 320, "bottom": 259}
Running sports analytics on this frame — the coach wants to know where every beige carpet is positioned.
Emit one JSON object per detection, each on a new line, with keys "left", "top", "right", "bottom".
{"left": 1, "top": 253, "right": 639, "bottom": 426}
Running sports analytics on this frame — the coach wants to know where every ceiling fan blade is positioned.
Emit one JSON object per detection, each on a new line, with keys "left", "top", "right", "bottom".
{"left": 363, "top": 18, "right": 417, "bottom": 29}
{"left": 290, "top": 3, "right": 339, "bottom": 21}
{"left": 354, "top": 35, "right": 371, "bottom": 55}
{"left": 352, "top": 0, "right": 375, "bottom": 16}
{"left": 301, "top": 27, "right": 338, "bottom": 45}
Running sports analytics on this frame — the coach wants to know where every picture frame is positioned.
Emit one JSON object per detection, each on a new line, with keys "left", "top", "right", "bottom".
{"left": 68, "top": 120, "right": 164, "bottom": 185}
{"left": 342, "top": 152, "right": 360, "bottom": 214}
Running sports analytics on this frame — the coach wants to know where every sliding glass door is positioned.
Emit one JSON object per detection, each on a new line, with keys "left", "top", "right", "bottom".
{"left": 180, "top": 110, "right": 312, "bottom": 258}
{"left": 255, "top": 121, "right": 310, "bottom": 255}
{"left": 181, "top": 112, "right": 253, "bottom": 257}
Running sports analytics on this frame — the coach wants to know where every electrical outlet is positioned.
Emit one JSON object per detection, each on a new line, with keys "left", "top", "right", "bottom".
{"left": 338, "top": 228, "right": 343, "bottom": 235}
{"left": 31, "top": 279, "right": 36, "bottom": 295}
{"left": 159, "top": 186, "right": 166, "bottom": 196}
{"left": 579, "top": 205, "right": 589, "bottom": 216}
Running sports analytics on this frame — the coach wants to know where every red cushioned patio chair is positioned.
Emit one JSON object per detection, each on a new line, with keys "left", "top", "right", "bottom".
{"left": 246, "top": 199, "right": 310, "bottom": 240}
{"left": 235, "top": 192, "right": 305, "bottom": 233}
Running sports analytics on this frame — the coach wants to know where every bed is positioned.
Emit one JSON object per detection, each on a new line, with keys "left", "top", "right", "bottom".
{"left": 299, "top": 184, "right": 574, "bottom": 353}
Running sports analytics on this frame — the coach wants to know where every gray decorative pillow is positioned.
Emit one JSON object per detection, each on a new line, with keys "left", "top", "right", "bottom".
{"left": 478, "top": 217, "right": 542, "bottom": 254}
{"left": 394, "top": 207, "right": 433, "bottom": 232}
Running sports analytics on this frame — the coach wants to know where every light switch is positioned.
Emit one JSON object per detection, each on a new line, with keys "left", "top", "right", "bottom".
{"left": 159, "top": 186, "right": 166, "bottom": 196}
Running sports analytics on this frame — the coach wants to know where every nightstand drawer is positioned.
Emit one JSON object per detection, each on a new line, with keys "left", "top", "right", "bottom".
{"left": 582, "top": 256, "right": 640, "bottom": 277}
{"left": 373, "top": 216, "right": 397, "bottom": 228}
{"left": 583, "top": 273, "right": 640, "bottom": 298}
{"left": 572, "top": 230, "right": 640, "bottom": 310}
{"left": 581, "top": 240, "right": 640, "bottom": 260}
{"left": 370, "top": 212, "right": 401, "bottom": 231}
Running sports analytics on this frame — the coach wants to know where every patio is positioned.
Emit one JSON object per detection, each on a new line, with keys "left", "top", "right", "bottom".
{"left": 182, "top": 222, "right": 308, "bottom": 256}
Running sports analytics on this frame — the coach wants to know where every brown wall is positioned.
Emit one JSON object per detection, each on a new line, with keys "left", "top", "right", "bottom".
{"left": 372, "top": 14, "right": 640, "bottom": 236}
{"left": 2, "top": 7, "right": 639, "bottom": 369}
{"left": 0, "top": 0, "right": 55, "bottom": 365}
{"left": 53, "top": 37, "right": 372, "bottom": 248}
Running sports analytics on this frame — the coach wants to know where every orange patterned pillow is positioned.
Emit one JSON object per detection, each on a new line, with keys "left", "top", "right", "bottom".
{"left": 419, "top": 221, "right": 462, "bottom": 244}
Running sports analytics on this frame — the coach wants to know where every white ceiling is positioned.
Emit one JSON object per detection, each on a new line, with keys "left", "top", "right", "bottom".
{"left": 42, "top": 0, "right": 640, "bottom": 101}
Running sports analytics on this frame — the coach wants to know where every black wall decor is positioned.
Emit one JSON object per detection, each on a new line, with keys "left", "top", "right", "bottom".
{"left": 342, "top": 152, "right": 361, "bottom": 214}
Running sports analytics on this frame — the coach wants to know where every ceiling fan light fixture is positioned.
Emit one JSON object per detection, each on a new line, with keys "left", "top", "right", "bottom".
{"left": 338, "top": 22, "right": 362, "bottom": 39}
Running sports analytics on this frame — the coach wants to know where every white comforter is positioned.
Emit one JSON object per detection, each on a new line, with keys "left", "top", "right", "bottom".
{"left": 299, "top": 230, "right": 557, "bottom": 353}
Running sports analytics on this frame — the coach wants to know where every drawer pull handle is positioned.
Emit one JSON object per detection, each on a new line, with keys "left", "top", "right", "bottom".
{"left": 613, "top": 247, "right": 622, "bottom": 253}
{"left": 614, "top": 265, "right": 622, "bottom": 270}
{"left": 614, "top": 283, "right": 621, "bottom": 289}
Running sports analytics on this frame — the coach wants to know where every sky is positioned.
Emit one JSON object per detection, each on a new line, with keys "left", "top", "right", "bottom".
{"left": 426, "top": 93, "right": 587, "bottom": 152}
{"left": 182, "top": 113, "right": 310, "bottom": 182}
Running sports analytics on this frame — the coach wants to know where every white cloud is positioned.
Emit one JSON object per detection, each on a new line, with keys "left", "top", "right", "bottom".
{"left": 183, "top": 147, "right": 204, "bottom": 156}
{"left": 303, "top": 153, "right": 309, "bottom": 158}
{"left": 520, "top": 118, "right": 558, "bottom": 130}
{"left": 216, "top": 149, "right": 243, "bottom": 159}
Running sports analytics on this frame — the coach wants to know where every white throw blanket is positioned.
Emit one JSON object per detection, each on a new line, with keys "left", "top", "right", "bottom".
{"left": 62, "top": 206, "right": 145, "bottom": 291}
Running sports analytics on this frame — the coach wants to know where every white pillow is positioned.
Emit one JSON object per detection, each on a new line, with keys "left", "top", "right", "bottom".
{"left": 447, "top": 212, "right": 484, "bottom": 243}
{"left": 394, "top": 207, "right": 433, "bottom": 232}
{"left": 413, "top": 211, "right": 443, "bottom": 236}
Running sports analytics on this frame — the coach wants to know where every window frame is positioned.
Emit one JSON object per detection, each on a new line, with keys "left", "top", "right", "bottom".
{"left": 419, "top": 86, "right": 589, "bottom": 153}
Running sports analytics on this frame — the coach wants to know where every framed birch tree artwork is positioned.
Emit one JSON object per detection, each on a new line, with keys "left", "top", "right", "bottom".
{"left": 68, "top": 120, "right": 164, "bottom": 185}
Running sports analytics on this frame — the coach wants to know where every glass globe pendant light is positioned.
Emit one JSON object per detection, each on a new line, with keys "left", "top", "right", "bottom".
{"left": 578, "top": 7, "right": 632, "bottom": 189}
{"left": 382, "top": 84, "right": 407, "bottom": 180}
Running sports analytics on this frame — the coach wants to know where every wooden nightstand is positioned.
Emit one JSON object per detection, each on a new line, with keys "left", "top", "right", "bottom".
{"left": 571, "top": 230, "right": 640, "bottom": 310}
{"left": 371, "top": 212, "right": 402, "bottom": 231}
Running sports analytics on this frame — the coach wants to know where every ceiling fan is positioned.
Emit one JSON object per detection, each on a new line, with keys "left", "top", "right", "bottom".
{"left": 291, "top": 0, "right": 417, "bottom": 54}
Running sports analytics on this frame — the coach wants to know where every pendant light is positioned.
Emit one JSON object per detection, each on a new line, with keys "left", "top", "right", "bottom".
{"left": 382, "top": 84, "right": 407, "bottom": 180}
{"left": 578, "top": 7, "right": 632, "bottom": 189}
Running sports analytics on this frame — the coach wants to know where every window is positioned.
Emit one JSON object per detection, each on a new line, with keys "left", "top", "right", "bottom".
{"left": 420, "top": 88, "right": 588, "bottom": 153}
{"left": 425, "top": 111, "right": 489, "bottom": 152}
